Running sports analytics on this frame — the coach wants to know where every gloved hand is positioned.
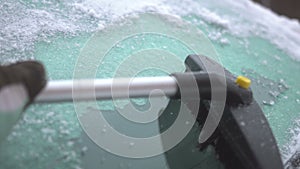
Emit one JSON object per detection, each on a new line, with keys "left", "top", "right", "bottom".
{"left": 0, "top": 61, "right": 46, "bottom": 143}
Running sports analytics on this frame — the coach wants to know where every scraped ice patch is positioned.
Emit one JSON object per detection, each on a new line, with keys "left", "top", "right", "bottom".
{"left": 167, "top": 2, "right": 230, "bottom": 29}
{"left": 0, "top": 104, "right": 84, "bottom": 169}
{"left": 223, "top": 0, "right": 300, "bottom": 61}
{"left": 204, "top": 0, "right": 299, "bottom": 60}
{"left": 2, "top": 0, "right": 299, "bottom": 64}
{"left": 73, "top": 0, "right": 171, "bottom": 20}
{"left": 208, "top": 32, "right": 230, "bottom": 45}
{"left": 242, "top": 69, "right": 289, "bottom": 106}
{"left": 282, "top": 120, "right": 300, "bottom": 163}
{"left": 0, "top": 0, "right": 99, "bottom": 64}
{"left": 0, "top": 0, "right": 171, "bottom": 64}
{"left": 161, "top": 0, "right": 300, "bottom": 60}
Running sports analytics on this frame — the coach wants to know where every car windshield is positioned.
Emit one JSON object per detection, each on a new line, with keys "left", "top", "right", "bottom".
{"left": 0, "top": 0, "right": 299, "bottom": 169}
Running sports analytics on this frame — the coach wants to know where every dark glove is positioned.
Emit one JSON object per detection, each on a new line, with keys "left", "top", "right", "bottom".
{"left": 0, "top": 61, "right": 46, "bottom": 143}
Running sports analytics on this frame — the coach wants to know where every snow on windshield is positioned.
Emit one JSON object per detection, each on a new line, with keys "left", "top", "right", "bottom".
{"left": 1, "top": 0, "right": 299, "bottom": 63}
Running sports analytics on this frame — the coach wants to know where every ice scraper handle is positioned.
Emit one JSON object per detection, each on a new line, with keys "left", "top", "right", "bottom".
{"left": 35, "top": 72, "right": 252, "bottom": 104}
{"left": 35, "top": 76, "right": 178, "bottom": 102}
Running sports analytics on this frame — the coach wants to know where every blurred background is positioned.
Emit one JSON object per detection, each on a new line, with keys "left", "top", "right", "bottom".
{"left": 253, "top": 0, "right": 300, "bottom": 20}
